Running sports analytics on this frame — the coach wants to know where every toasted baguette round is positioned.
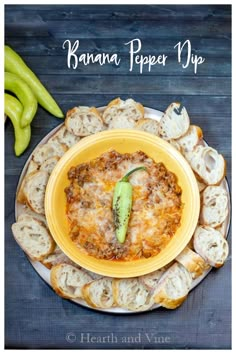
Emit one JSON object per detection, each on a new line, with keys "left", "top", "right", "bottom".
{"left": 158, "top": 102, "right": 190, "bottom": 140}
{"left": 17, "top": 160, "right": 39, "bottom": 204}
{"left": 175, "top": 246, "right": 210, "bottom": 279}
{"left": 23, "top": 170, "right": 49, "bottom": 214}
{"left": 168, "top": 139, "right": 182, "bottom": 152}
{"left": 50, "top": 263, "right": 93, "bottom": 299}
{"left": 65, "top": 106, "right": 104, "bottom": 136}
{"left": 102, "top": 97, "right": 144, "bottom": 125}
{"left": 153, "top": 263, "right": 192, "bottom": 309}
{"left": 139, "top": 263, "right": 174, "bottom": 291}
{"left": 112, "top": 278, "right": 154, "bottom": 311}
{"left": 185, "top": 145, "right": 226, "bottom": 185}
{"left": 48, "top": 125, "right": 80, "bottom": 148}
{"left": 82, "top": 277, "right": 114, "bottom": 309}
{"left": 108, "top": 115, "right": 136, "bottom": 129}
{"left": 200, "top": 186, "right": 229, "bottom": 227}
{"left": 27, "top": 159, "right": 39, "bottom": 174}
{"left": 39, "top": 156, "right": 60, "bottom": 174}
{"left": 175, "top": 125, "right": 203, "bottom": 154}
{"left": 12, "top": 214, "right": 55, "bottom": 261}
{"left": 196, "top": 177, "right": 207, "bottom": 192}
{"left": 135, "top": 118, "right": 159, "bottom": 135}
{"left": 193, "top": 225, "right": 229, "bottom": 268}
{"left": 32, "top": 141, "right": 67, "bottom": 165}
{"left": 139, "top": 269, "right": 166, "bottom": 291}
{"left": 41, "top": 245, "right": 76, "bottom": 269}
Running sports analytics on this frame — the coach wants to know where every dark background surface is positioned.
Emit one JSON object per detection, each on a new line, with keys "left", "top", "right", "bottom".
{"left": 5, "top": 5, "right": 231, "bottom": 349}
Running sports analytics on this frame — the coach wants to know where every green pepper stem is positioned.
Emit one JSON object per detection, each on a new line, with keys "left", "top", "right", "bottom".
{"left": 121, "top": 166, "right": 147, "bottom": 182}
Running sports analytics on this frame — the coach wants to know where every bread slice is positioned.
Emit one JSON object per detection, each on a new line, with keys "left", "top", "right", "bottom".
{"left": 41, "top": 245, "right": 76, "bottom": 269}
{"left": 82, "top": 277, "right": 114, "bottom": 309}
{"left": 175, "top": 246, "right": 210, "bottom": 279}
{"left": 65, "top": 106, "right": 105, "bottom": 136}
{"left": 102, "top": 97, "right": 144, "bottom": 125}
{"left": 196, "top": 177, "right": 207, "bottom": 192}
{"left": 108, "top": 115, "right": 136, "bottom": 129}
{"left": 139, "top": 261, "right": 175, "bottom": 291}
{"left": 23, "top": 170, "right": 49, "bottom": 214}
{"left": 153, "top": 262, "right": 192, "bottom": 309}
{"left": 193, "top": 226, "right": 229, "bottom": 268}
{"left": 27, "top": 160, "right": 39, "bottom": 174}
{"left": 50, "top": 263, "right": 93, "bottom": 299}
{"left": 12, "top": 214, "right": 55, "bottom": 261}
{"left": 48, "top": 125, "right": 80, "bottom": 148}
{"left": 40, "top": 156, "right": 60, "bottom": 174}
{"left": 176, "top": 125, "right": 203, "bottom": 154}
{"left": 158, "top": 102, "right": 190, "bottom": 140}
{"left": 139, "top": 268, "right": 167, "bottom": 291}
{"left": 185, "top": 145, "right": 226, "bottom": 185}
{"left": 168, "top": 139, "right": 182, "bottom": 152}
{"left": 200, "top": 186, "right": 229, "bottom": 227}
{"left": 135, "top": 118, "right": 159, "bottom": 135}
{"left": 112, "top": 278, "right": 154, "bottom": 311}
{"left": 17, "top": 160, "right": 39, "bottom": 204}
{"left": 85, "top": 271, "right": 104, "bottom": 280}
{"left": 32, "top": 141, "right": 67, "bottom": 166}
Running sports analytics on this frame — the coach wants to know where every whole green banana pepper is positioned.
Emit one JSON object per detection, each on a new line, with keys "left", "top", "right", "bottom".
{"left": 112, "top": 166, "right": 147, "bottom": 243}
{"left": 5, "top": 71, "right": 38, "bottom": 128}
{"left": 4, "top": 93, "right": 31, "bottom": 156}
{"left": 5, "top": 45, "right": 64, "bottom": 119}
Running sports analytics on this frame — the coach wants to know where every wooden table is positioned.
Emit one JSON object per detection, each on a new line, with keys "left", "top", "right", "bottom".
{"left": 5, "top": 5, "right": 231, "bottom": 349}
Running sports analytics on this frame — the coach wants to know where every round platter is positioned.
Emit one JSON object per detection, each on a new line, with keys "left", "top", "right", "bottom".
{"left": 15, "top": 106, "right": 231, "bottom": 314}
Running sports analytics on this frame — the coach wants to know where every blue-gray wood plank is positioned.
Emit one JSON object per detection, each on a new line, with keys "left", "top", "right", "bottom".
{"left": 5, "top": 4, "right": 231, "bottom": 349}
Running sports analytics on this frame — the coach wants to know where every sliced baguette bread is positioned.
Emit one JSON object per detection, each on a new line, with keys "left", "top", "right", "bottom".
{"left": 200, "top": 186, "right": 229, "bottom": 227}
{"left": 135, "top": 118, "right": 159, "bottom": 135}
{"left": 48, "top": 125, "right": 80, "bottom": 148}
{"left": 158, "top": 102, "right": 190, "bottom": 140}
{"left": 23, "top": 170, "right": 49, "bottom": 214}
{"left": 17, "top": 207, "right": 47, "bottom": 224}
{"left": 193, "top": 225, "right": 229, "bottom": 268}
{"left": 102, "top": 97, "right": 144, "bottom": 126}
{"left": 175, "top": 125, "right": 203, "bottom": 154}
{"left": 41, "top": 245, "right": 76, "bottom": 269}
{"left": 32, "top": 141, "right": 67, "bottom": 166}
{"left": 168, "top": 139, "right": 182, "bottom": 152}
{"left": 82, "top": 277, "right": 114, "bottom": 309}
{"left": 185, "top": 145, "right": 226, "bottom": 185}
{"left": 112, "top": 278, "right": 154, "bottom": 312}
{"left": 50, "top": 263, "right": 93, "bottom": 299}
{"left": 85, "top": 271, "right": 104, "bottom": 280}
{"left": 139, "top": 262, "right": 174, "bottom": 291}
{"left": 39, "top": 156, "right": 60, "bottom": 174}
{"left": 153, "top": 262, "right": 192, "bottom": 309}
{"left": 27, "top": 159, "right": 39, "bottom": 174}
{"left": 17, "top": 160, "right": 39, "bottom": 204}
{"left": 175, "top": 246, "right": 210, "bottom": 279}
{"left": 12, "top": 214, "right": 55, "bottom": 261}
{"left": 196, "top": 177, "right": 207, "bottom": 193}
{"left": 65, "top": 106, "right": 105, "bottom": 136}
{"left": 108, "top": 115, "right": 136, "bottom": 129}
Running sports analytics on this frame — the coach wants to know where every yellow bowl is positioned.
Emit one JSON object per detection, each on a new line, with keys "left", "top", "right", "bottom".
{"left": 45, "top": 129, "right": 200, "bottom": 278}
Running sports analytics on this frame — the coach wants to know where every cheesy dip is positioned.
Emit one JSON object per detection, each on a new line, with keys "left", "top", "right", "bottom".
{"left": 65, "top": 150, "right": 182, "bottom": 261}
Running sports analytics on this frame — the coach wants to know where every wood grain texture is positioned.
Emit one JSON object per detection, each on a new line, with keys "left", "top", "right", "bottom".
{"left": 5, "top": 4, "right": 231, "bottom": 349}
